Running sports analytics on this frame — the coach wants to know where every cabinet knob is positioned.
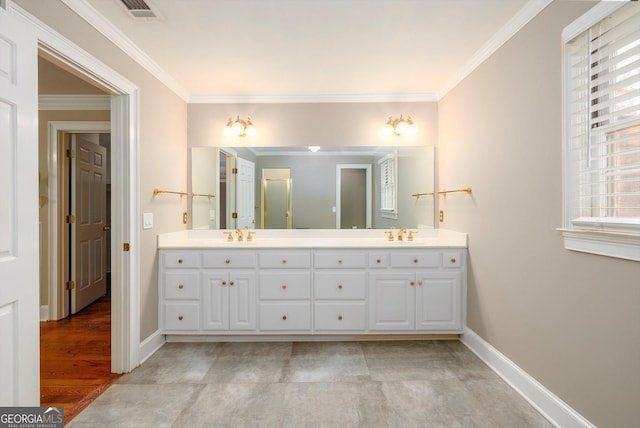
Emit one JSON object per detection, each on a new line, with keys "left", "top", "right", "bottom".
{"left": 282, "top": 259, "right": 287, "bottom": 264}
{"left": 230, "top": 281, "right": 235, "bottom": 286}
{"left": 178, "top": 315, "right": 183, "bottom": 321}
{"left": 418, "top": 280, "right": 423, "bottom": 286}
{"left": 282, "top": 315, "right": 287, "bottom": 320}
{"left": 413, "top": 259, "right": 418, "bottom": 264}
{"left": 338, "top": 259, "right": 343, "bottom": 264}
{"left": 178, "top": 284, "right": 184, "bottom": 289}
{"left": 338, "top": 315, "right": 343, "bottom": 321}
{"left": 225, "top": 259, "right": 230, "bottom": 264}
{"left": 338, "top": 284, "right": 343, "bottom": 289}
{"left": 376, "top": 259, "right": 381, "bottom": 264}
{"left": 450, "top": 258, "right": 457, "bottom": 263}
{"left": 282, "top": 284, "right": 287, "bottom": 290}
{"left": 410, "top": 281, "right": 415, "bottom": 286}
{"left": 222, "top": 281, "right": 227, "bottom": 286}
{"left": 178, "top": 259, "right": 183, "bottom": 264}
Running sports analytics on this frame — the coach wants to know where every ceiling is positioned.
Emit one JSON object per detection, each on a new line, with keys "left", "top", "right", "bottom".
{"left": 73, "top": 0, "right": 535, "bottom": 101}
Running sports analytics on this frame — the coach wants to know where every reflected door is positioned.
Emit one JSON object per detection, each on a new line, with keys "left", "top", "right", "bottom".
{"left": 262, "top": 168, "right": 291, "bottom": 229}
{"left": 340, "top": 168, "right": 367, "bottom": 229}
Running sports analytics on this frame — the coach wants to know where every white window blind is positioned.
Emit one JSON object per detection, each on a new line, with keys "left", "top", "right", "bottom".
{"left": 378, "top": 153, "right": 397, "bottom": 218}
{"left": 566, "top": 3, "right": 640, "bottom": 233}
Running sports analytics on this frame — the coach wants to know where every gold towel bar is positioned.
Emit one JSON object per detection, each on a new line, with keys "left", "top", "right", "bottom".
{"left": 153, "top": 188, "right": 215, "bottom": 199}
{"left": 412, "top": 187, "right": 472, "bottom": 199}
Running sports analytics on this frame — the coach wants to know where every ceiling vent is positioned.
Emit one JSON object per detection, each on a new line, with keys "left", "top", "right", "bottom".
{"left": 119, "top": 0, "right": 162, "bottom": 19}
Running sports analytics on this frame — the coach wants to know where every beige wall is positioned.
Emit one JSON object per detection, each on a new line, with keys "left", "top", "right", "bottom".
{"left": 439, "top": 1, "right": 640, "bottom": 426}
{"left": 18, "top": 0, "right": 188, "bottom": 340}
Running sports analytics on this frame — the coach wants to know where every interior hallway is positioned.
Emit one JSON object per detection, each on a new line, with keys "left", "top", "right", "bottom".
{"left": 40, "top": 295, "right": 121, "bottom": 423}
{"left": 68, "top": 340, "right": 551, "bottom": 427}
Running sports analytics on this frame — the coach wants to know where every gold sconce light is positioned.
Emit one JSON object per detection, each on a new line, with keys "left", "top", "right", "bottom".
{"left": 224, "top": 115, "right": 256, "bottom": 137}
{"left": 383, "top": 115, "right": 417, "bottom": 136}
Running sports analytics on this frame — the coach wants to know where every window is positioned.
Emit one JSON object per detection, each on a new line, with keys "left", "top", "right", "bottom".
{"left": 378, "top": 152, "right": 398, "bottom": 219}
{"left": 562, "top": 2, "right": 640, "bottom": 261}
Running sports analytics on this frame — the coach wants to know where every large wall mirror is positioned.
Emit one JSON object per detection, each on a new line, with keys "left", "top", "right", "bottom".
{"left": 191, "top": 146, "right": 435, "bottom": 230}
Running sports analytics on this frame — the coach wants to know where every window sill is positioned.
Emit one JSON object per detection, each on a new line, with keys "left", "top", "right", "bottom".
{"left": 381, "top": 211, "right": 398, "bottom": 220}
{"left": 558, "top": 228, "right": 640, "bottom": 262}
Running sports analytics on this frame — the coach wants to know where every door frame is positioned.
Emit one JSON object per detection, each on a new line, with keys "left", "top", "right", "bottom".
{"left": 336, "top": 164, "right": 372, "bottom": 229}
{"left": 12, "top": 5, "right": 141, "bottom": 373}
{"left": 47, "top": 122, "right": 110, "bottom": 320}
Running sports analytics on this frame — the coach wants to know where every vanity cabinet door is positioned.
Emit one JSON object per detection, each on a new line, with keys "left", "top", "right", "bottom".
{"left": 415, "top": 272, "right": 462, "bottom": 331}
{"left": 202, "top": 272, "right": 228, "bottom": 330}
{"left": 369, "top": 272, "right": 415, "bottom": 330}
{"left": 202, "top": 270, "right": 256, "bottom": 331}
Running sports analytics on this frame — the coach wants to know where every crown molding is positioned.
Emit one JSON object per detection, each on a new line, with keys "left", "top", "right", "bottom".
{"left": 189, "top": 92, "right": 438, "bottom": 104}
{"left": 60, "top": 0, "right": 189, "bottom": 101}
{"left": 39, "top": 94, "right": 111, "bottom": 110}
{"left": 438, "top": 0, "right": 554, "bottom": 98}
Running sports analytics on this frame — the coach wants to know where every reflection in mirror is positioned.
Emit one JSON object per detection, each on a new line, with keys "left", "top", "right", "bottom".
{"left": 191, "top": 146, "right": 435, "bottom": 230}
{"left": 263, "top": 168, "right": 291, "bottom": 229}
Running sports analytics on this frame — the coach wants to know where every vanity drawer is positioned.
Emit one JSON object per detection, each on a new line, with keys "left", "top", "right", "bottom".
{"left": 164, "top": 302, "right": 200, "bottom": 331}
{"left": 314, "top": 251, "right": 366, "bottom": 268}
{"left": 369, "top": 252, "right": 389, "bottom": 268}
{"left": 442, "top": 250, "right": 463, "bottom": 268}
{"left": 259, "top": 272, "right": 311, "bottom": 300}
{"left": 389, "top": 251, "right": 440, "bottom": 268}
{"left": 259, "top": 251, "right": 311, "bottom": 269}
{"left": 164, "top": 272, "right": 200, "bottom": 300}
{"left": 202, "top": 252, "right": 256, "bottom": 268}
{"left": 163, "top": 252, "right": 200, "bottom": 268}
{"left": 314, "top": 302, "right": 366, "bottom": 331}
{"left": 259, "top": 302, "right": 311, "bottom": 331}
{"left": 314, "top": 272, "right": 366, "bottom": 300}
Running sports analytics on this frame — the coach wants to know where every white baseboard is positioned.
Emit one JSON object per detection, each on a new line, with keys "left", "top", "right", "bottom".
{"left": 138, "top": 330, "right": 165, "bottom": 365}
{"left": 461, "top": 327, "right": 594, "bottom": 428}
{"left": 40, "top": 305, "right": 49, "bottom": 321}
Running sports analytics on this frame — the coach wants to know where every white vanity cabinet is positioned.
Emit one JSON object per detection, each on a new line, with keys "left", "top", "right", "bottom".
{"left": 158, "top": 230, "right": 467, "bottom": 338}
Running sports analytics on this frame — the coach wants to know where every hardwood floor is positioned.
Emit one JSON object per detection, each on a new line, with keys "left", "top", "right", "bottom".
{"left": 40, "top": 295, "right": 121, "bottom": 423}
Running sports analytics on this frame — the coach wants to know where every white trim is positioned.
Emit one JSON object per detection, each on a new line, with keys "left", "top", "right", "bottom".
{"left": 189, "top": 92, "right": 438, "bottom": 104}
{"left": 335, "top": 164, "right": 372, "bottom": 229}
{"left": 40, "top": 305, "right": 49, "bottom": 321}
{"left": 562, "top": 1, "right": 627, "bottom": 42}
{"left": 438, "top": 0, "right": 553, "bottom": 98}
{"left": 59, "top": 0, "right": 189, "bottom": 101}
{"left": 461, "top": 327, "right": 596, "bottom": 428}
{"left": 138, "top": 330, "right": 165, "bottom": 365}
{"left": 10, "top": 3, "right": 141, "bottom": 373}
{"left": 38, "top": 94, "right": 110, "bottom": 110}
{"left": 559, "top": 229, "right": 640, "bottom": 262}
{"left": 47, "top": 121, "right": 111, "bottom": 322}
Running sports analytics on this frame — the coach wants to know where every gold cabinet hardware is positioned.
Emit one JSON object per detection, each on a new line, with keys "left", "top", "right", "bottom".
{"left": 178, "top": 315, "right": 183, "bottom": 321}
{"left": 418, "top": 280, "right": 423, "bottom": 286}
{"left": 376, "top": 259, "right": 381, "bottom": 264}
{"left": 282, "top": 284, "right": 287, "bottom": 289}
{"left": 225, "top": 259, "right": 230, "bottom": 264}
{"left": 338, "top": 259, "right": 343, "bottom": 264}
{"left": 282, "top": 315, "right": 287, "bottom": 320}
{"left": 338, "top": 315, "right": 343, "bottom": 321}
{"left": 450, "top": 258, "right": 457, "bottom": 263}
{"left": 410, "top": 281, "right": 415, "bottom": 286}
{"left": 282, "top": 259, "right": 287, "bottom": 264}
{"left": 178, "top": 284, "right": 184, "bottom": 289}
{"left": 178, "top": 259, "right": 183, "bottom": 264}
{"left": 222, "top": 281, "right": 227, "bottom": 286}
{"left": 338, "top": 284, "right": 343, "bottom": 289}
{"left": 230, "top": 281, "right": 235, "bottom": 286}
{"left": 223, "top": 231, "right": 233, "bottom": 242}
{"left": 413, "top": 259, "right": 418, "bottom": 264}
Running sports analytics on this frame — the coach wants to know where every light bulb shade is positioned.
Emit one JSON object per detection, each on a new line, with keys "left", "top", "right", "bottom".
{"left": 225, "top": 116, "right": 256, "bottom": 137}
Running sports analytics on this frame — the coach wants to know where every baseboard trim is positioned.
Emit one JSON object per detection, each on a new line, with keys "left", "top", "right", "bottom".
{"left": 138, "top": 330, "right": 165, "bottom": 365}
{"left": 40, "top": 305, "right": 49, "bottom": 321}
{"left": 461, "top": 327, "right": 594, "bottom": 428}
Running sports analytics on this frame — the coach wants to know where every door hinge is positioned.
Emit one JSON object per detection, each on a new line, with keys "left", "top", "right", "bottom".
{"left": 232, "top": 212, "right": 238, "bottom": 219}
{"left": 123, "top": 242, "right": 130, "bottom": 252}
{"left": 66, "top": 280, "right": 75, "bottom": 290}
{"left": 66, "top": 149, "right": 75, "bottom": 158}
{"left": 66, "top": 215, "right": 76, "bottom": 224}
{"left": 232, "top": 167, "right": 238, "bottom": 174}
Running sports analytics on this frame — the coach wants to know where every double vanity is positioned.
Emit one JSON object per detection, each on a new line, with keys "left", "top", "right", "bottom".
{"left": 158, "top": 228, "right": 467, "bottom": 341}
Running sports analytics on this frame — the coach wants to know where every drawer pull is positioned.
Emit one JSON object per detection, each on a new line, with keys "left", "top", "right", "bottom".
{"left": 230, "top": 281, "right": 235, "bottom": 286}
{"left": 282, "top": 315, "right": 287, "bottom": 320}
{"left": 338, "top": 259, "right": 343, "bottom": 264}
{"left": 338, "top": 315, "right": 343, "bottom": 321}
{"left": 338, "top": 284, "right": 343, "bottom": 289}
{"left": 222, "top": 281, "right": 227, "bottom": 286}
{"left": 225, "top": 259, "right": 230, "bottom": 264}
{"left": 282, "top": 259, "right": 287, "bottom": 264}
{"left": 413, "top": 259, "right": 419, "bottom": 264}
{"left": 376, "top": 259, "right": 381, "bottom": 264}
{"left": 178, "top": 259, "right": 183, "bottom": 264}
{"left": 410, "top": 281, "right": 415, "bottom": 286}
{"left": 418, "top": 280, "right": 423, "bottom": 286}
{"left": 450, "top": 258, "right": 457, "bottom": 263}
{"left": 178, "top": 315, "right": 183, "bottom": 321}
{"left": 282, "top": 284, "right": 287, "bottom": 290}
{"left": 178, "top": 284, "right": 184, "bottom": 289}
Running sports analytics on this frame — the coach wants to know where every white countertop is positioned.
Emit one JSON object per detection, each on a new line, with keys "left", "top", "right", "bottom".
{"left": 157, "top": 228, "right": 467, "bottom": 249}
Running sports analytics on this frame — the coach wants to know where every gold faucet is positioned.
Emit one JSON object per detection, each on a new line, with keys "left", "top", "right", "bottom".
{"left": 247, "top": 231, "right": 255, "bottom": 242}
{"left": 397, "top": 228, "right": 406, "bottom": 241}
{"left": 407, "top": 230, "right": 418, "bottom": 241}
{"left": 384, "top": 231, "right": 394, "bottom": 241}
{"left": 235, "top": 229, "right": 244, "bottom": 242}
{"left": 223, "top": 231, "right": 233, "bottom": 242}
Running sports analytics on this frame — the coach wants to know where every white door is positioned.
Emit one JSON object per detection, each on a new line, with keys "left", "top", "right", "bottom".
{"left": 236, "top": 157, "right": 255, "bottom": 229}
{"left": 202, "top": 272, "right": 229, "bottom": 330}
{"left": 416, "top": 272, "right": 462, "bottom": 331}
{"left": 72, "top": 135, "right": 107, "bottom": 313}
{"left": 0, "top": 6, "right": 40, "bottom": 405}
{"left": 228, "top": 272, "right": 255, "bottom": 330}
{"left": 369, "top": 273, "right": 415, "bottom": 331}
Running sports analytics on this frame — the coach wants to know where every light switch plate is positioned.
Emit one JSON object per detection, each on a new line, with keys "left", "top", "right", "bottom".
{"left": 143, "top": 212, "right": 153, "bottom": 229}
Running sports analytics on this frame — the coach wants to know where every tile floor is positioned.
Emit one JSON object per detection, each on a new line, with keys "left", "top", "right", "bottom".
{"left": 68, "top": 340, "right": 552, "bottom": 427}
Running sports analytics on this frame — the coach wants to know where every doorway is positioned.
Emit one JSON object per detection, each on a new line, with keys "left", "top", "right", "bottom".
{"left": 336, "top": 164, "right": 372, "bottom": 229}
{"left": 262, "top": 168, "right": 292, "bottom": 229}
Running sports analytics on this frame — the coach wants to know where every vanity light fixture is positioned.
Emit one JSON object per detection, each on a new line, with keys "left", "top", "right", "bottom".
{"left": 383, "top": 115, "right": 417, "bottom": 136}
{"left": 224, "top": 116, "right": 256, "bottom": 137}
{"left": 308, "top": 146, "right": 320, "bottom": 152}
